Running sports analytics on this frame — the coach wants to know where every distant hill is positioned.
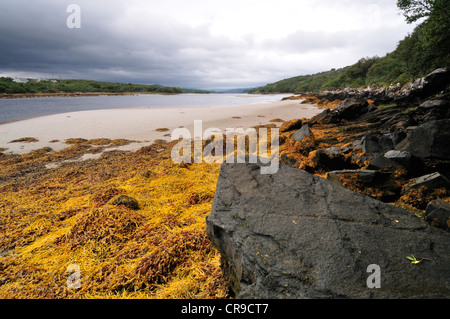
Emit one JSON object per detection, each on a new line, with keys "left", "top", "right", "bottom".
{"left": 250, "top": 7, "right": 450, "bottom": 94}
{"left": 0, "top": 78, "right": 212, "bottom": 95}
{"left": 213, "top": 88, "right": 253, "bottom": 93}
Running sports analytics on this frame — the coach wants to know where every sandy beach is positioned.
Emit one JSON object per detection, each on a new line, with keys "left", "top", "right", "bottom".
{"left": 0, "top": 99, "right": 321, "bottom": 155}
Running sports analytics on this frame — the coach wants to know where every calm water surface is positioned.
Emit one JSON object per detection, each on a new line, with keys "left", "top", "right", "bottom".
{"left": 0, "top": 94, "right": 290, "bottom": 124}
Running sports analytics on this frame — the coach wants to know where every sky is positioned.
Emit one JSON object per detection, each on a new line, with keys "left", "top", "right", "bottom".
{"left": 0, "top": 0, "right": 418, "bottom": 90}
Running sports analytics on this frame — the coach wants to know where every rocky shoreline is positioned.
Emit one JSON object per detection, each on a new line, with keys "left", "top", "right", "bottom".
{"left": 305, "top": 68, "right": 450, "bottom": 107}
{"left": 206, "top": 68, "right": 450, "bottom": 298}
{"left": 285, "top": 67, "right": 450, "bottom": 229}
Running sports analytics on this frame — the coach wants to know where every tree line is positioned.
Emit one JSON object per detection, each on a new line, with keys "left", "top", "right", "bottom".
{"left": 0, "top": 78, "right": 211, "bottom": 95}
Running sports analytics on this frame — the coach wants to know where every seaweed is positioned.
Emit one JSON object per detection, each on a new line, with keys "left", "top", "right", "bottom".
{"left": 0, "top": 139, "right": 228, "bottom": 299}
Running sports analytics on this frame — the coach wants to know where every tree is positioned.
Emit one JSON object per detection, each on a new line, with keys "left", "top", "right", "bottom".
{"left": 396, "top": 0, "right": 434, "bottom": 23}
{"left": 397, "top": 0, "right": 450, "bottom": 70}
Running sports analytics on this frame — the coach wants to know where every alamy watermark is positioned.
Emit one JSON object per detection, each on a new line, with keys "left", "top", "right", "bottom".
{"left": 366, "top": 264, "right": 381, "bottom": 289}
{"left": 66, "top": 264, "right": 81, "bottom": 289}
{"left": 170, "top": 120, "right": 280, "bottom": 174}
{"left": 66, "top": 4, "right": 81, "bottom": 29}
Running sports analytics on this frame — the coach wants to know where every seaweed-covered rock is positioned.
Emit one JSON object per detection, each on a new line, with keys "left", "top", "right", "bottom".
{"left": 327, "top": 169, "right": 379, "bottom": 185}
{"left": 279, "top": 119, "right": 303, "bottom": 133}
{"left": 404, "top": 172, "right": 450, "bottom": 194}
{"left": 367, "top": 155, "right": 403, "bottom": 171}
{"left": 207, "top": 160, "right": 450, "bottom": 299}
{"left": 384, "top": 150, "right": 424, "bottom": 175}
{"left": 109, "top": 195, "right": 140, "bottom": 210}
{"left": 308, "top": 149, "right": 358, "bottom": 171}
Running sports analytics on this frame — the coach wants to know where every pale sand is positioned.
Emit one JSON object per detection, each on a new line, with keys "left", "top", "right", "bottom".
{"left": 0, "top": 99, "right": 321, "bottom": 155}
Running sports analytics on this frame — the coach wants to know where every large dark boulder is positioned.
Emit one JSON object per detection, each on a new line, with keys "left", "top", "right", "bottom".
{"left": 395, "top": 68, "right": 450, "bottom": 104}
{"left": 395, "top": 119, "right": 450, "bottom": 159}
{"left": 311, "top": 108, "right": 332, "bottom": 124}
{"left": 361, "top": 134, "right": 396, "bottom": 155}
{"left": 366, "top": 155, "right": 403, "bottom": 170}
{"left": 418, "top": 99, "right": 450, "bottom": 122}
{"left": 206, "top": 160, "right": 450, "bottom": 299}
{"left": 311, "top": 98, "right": 369, "bottom": 124}
{"left": 334, "top": 98, "right": 369, "bottom": 120}
{"left": 384, "top": 150, "right": 425, "bottom": 176}
{"left": 421, "top": 68, "right": 450, "bottom": 97}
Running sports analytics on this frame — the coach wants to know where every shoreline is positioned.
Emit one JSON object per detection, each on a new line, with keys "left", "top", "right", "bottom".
{"left": 1, "top": 78, "right": 449, "bottom": 299}
{"left": 0, "top": 92, "right": 176, "bottom": 99}
{"left": 0, "top": 99, "right": 321, "bottom": 155}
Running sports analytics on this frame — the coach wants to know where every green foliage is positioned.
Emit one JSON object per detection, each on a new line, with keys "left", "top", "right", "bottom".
{"left": 0, "top": 78, "right": 211, "bottom": 95}
{"left": 251, "top": 0, "right": 449, "bottom": 94}
{"left": 248, "top": 68, "right": 351, "bottom": 94}
{"left": 397, "top": 0, "right": 434, "bottom": 23}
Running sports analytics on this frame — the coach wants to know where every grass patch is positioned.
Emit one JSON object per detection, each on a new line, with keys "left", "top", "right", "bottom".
{"left": 377, "top": 103, "right": 397, "bottom": 109}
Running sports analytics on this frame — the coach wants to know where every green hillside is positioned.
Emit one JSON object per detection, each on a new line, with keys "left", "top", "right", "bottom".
{"left": 250, "top": 0, "right": 449, "bottom": 94}
{"left": 0, "top": 78, "right": 212, "bottom": 95}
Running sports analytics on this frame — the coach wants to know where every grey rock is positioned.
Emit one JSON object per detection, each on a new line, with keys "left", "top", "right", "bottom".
{"left": 325, "top": 146, "right": 342, "bottom": 156}
{"left": 361, "top": 134, "right": 394, "bottom": 154}
{"left": 335, "top": 98, "right": 369, "bottom": 120}
{"left": 383, "top": 132, "right": 407, "bottom": 147}
{"left": 362, "top": 134, "right": 380, "bottom": 154}
{"left": 385, "top": 150, "right": 412, "bottom": 160}
{"left": 419, "top": 100, "right": 450, "bottom": 122}
{"left": 419, "top": 100, "right": 449, "bottom": 109}
{"left": 327, "top": 169, "right": 378, "bottom": 185}
{"left": 396, "top": 68, "right": 450, "bottom": 103}
{"left": 425, "top": 200, "right": 450, "bottom": 231}
{"left": 384, "top": 150, "right": 424, "bottom": 175}
{"left": 378, "top": 136, "right": 395, "bottom": 153}
{"left": 312, "top": 98, "right": 369, "bottom": 124}
{"left": 404, "top": 172, "right": 450, "bottom": 193}
{"left": 291, "top": 124, "right": 313, "bottom": 142}
{"left": 207, "top": 160, "right": 450, "bottom": 299}
{"left": 396, "top": 119, "right": 450, "bottom": 159}
{"left": 367, "top": 155, "right": 403, "bottom": 170}
{"left": 312, "top": 108, "right": 333, "bottom": 124}
{"left": 351, "top": 139, "right": 363, "bottom": 150}
{"left": 422, "top": 68, "right": 450, "bottom": 97}
{"left": 280, "top": 153, "right": 300, "bottom": 168}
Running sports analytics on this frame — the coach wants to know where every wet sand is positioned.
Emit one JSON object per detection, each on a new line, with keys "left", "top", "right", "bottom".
{"left": 0, "top": 99, "right": 321, "bottom": 154}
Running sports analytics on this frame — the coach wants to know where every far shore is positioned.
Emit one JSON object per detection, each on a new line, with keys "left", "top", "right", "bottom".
{"left": 0, "top": 92, "right": 180, "bottom": 99}
{"left": 0, "top": 99, "right": 322, "bottom": 155}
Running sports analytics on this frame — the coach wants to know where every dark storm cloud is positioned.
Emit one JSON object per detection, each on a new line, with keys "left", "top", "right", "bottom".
{"left": 0, "top": 0, "right": 416, "bottom": 89}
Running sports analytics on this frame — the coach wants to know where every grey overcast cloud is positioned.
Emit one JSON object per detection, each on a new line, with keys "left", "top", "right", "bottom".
{"left": 0, "top": 0, "right": 417, "bottom": 90}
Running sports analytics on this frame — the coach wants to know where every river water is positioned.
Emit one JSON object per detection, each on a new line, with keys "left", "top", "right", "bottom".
{"left": 0, "top": 93, "right": 290, "bottom": 124}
